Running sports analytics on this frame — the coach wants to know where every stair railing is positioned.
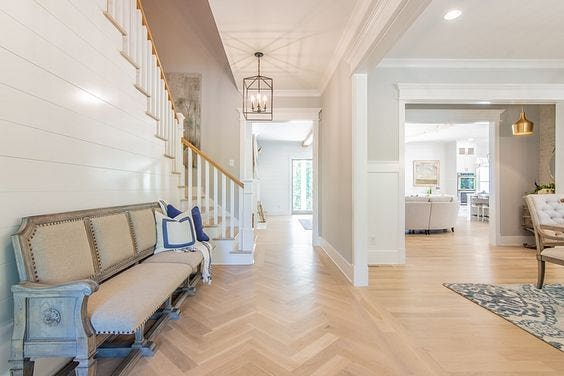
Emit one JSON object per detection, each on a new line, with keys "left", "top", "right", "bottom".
{"left": 103, "top": 0, "right": 254, "bottom": 252}
{"left": 182, "top": 139, "right": 254, "bottom": 251}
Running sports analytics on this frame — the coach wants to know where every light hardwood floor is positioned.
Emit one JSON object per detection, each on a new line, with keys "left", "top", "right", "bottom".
{"left": 129, "top": 215, "right": 564, "bottom": 375}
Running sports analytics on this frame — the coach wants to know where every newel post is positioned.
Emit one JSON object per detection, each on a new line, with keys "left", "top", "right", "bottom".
{"left": 240, "top": 179, "right": 255, "bottom": 253}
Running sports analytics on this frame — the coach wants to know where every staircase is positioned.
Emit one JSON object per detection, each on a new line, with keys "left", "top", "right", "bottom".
{"left": 102, "top": 0, "right": 254, "bottom": 264}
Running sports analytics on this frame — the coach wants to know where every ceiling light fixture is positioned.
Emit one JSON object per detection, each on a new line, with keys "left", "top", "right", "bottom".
{"left": 443, "top": 9, "right": 462, "bottom": 21}
{"left": 243, "top": 52, "right": 273, "bottom": 121}
{"left": 512, "top": 108, "right": 534, "bottom": 136}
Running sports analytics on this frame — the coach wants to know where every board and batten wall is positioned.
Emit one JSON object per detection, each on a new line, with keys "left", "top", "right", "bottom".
{"left": 257, "top": 140, "right": 312, "bottom": 216}
{"left": 0, "top": 1, "right": 181, "bottom": 374}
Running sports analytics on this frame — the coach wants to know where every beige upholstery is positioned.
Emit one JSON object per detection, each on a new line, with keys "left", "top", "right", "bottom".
{"left": 143, "top": 250, "right": 204, "bottom": 273}
{"left": 405, "top": 202, "right": 431, "bottom": 231}
{"left": 541, "top": 247, "right": 564, "bottom": 261}
{"left": 90, "top": 213, "right": 135, "bottom": 271}
{"left": 29, "top": 220, "right": 95, "bottom": 284}
{"left": 129, "top": 209, "right": 157, "bottom": 252}
{"left": 429, "top": 201, "right": 460, "bottom": 230}
{"left": 87, "top": 263, "right": 190, "bottom": 334}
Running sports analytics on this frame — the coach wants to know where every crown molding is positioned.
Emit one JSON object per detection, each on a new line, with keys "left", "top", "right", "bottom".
{"left": 318, "top": 0, "right": 373, "bottom": 94}
{"left": 397, "top": 83, "right": 564, "bottom": 102}
{"left": 274, "top": 90, "right": 320, "bottom": 97}
{"left": 345, "top": 0, "right": 430, "bottom": 73}
{"left": 379, "top": 58, "right": 564, "bottom": 69}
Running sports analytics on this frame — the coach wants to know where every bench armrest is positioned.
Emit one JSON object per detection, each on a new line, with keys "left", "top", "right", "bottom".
{"left": 538, "top": 224, "right": 564, "bottom": 242}
{"left": 12, "top": 279, "right": 99, "bottom": 296}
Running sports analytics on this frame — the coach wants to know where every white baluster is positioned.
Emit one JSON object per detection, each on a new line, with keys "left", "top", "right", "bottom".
{"left": 107, "top": 0, "right": 115, "bottom": 16}
{"left": 196, "top": 154, "right": 202, "bottom": 210}
{"left": 239, "top": 186, "right": 243, "bottom": 250}
{"left": 187, "top": 148, "right": 193, "bottom": 204}
{"left": 122, "top": 0, "right": 130, "bottom": 55}
{"left": 128, "top": 0, "right": 137, "bottom": 62}
{"left": 213, "top": 167, "right": 218, "bottom": 225}
{"left": 221, "top": 174, "right": 227, "bottom": 238}
{"left": 230, "top": 180, "right": 235, "bottom": 237}
{"left": 115, "top": 0, "right": 123, "bottom": 26}
{"left": 205, "top": 161, "right": 210, "bottom": 223}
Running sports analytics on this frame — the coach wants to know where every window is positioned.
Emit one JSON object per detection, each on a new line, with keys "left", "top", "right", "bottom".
{"left": 292, "top": 159, "right": 312, "bottom": 213}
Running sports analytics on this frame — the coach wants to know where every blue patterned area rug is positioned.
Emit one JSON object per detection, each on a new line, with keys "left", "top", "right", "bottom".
{"left": 444, "top": 283, "right": 564, "bottom": 351}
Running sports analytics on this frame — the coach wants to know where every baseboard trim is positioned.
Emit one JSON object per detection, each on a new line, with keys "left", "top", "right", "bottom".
{"left": 368, "top": 249, "right": 405, "bottom": 265}
{"left": 318, "top": 237, "right": 353, "bottom": 283}
{"left": 0, "top": 321, "right": 13, "bottom": 376}
{"left": 499, "top": 235, "right": 535, "bottom": 246}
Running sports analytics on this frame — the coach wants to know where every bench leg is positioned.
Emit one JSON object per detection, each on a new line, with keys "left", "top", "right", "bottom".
{"left": 536, "top": 260, "right": 546, "bottom": 289}
{"left": 9, "top": 358, "right": 34, "bottom": 376}
{"left": 131, "top": 325, "right": 156, "bottom": 357}
{"left": 74, "top": 358, "right": 96, "bottom": 376}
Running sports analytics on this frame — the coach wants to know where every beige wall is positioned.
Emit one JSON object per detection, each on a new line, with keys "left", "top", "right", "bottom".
{"left": 0, "top": 1, "right": 181, "bottom": 373}
{"left": 319, "top": 61, "right": 353, "bottom": 263}
{"left": 144, "top": 0, "right": 241, "bottom": 177}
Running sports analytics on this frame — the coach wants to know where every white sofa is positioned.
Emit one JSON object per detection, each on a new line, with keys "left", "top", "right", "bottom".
{"left": 405, "top": 196, "right": 459, "bottom": 234}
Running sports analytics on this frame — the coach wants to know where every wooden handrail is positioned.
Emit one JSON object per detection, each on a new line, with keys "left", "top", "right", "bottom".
{"left": 136, "top": 0, "right": 178, "bottom": 118}
{"left": 182, "top": 138, "right": 244, "bottom": 188}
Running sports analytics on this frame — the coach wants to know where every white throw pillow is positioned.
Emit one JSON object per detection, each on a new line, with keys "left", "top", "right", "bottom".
{"left": 154, "top": 211, "right": 196, "bottom": 254}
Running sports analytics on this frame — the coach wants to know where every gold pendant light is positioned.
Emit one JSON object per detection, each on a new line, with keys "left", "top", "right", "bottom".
{"left": 512, "top": 109, "right": 534, "bottom": 136}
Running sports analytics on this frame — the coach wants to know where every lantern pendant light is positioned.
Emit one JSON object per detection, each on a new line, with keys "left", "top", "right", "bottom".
{"left": 243, "top": 52, "right": 273, "bottom": 121}
{"left": 512, "top": 108, "right": 534, "bottom": 136}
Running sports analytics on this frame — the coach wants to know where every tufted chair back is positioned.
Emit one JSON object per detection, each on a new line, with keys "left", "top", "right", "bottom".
{"left": 526, "top": 194, "right": 564, "bottom": 227}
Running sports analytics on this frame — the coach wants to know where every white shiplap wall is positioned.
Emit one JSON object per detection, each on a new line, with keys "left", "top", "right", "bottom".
{"left": 0, "top": 0, "right": 181, "bottom": 373}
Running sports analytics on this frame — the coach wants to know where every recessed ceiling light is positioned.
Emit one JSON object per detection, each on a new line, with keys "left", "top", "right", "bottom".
{"left": 443, "top": 9, "right": 462, "bottom": 21}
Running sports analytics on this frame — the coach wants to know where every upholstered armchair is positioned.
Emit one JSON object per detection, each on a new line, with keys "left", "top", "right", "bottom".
{"left": 525, "top": 194, "right": 564, "bottom": 288}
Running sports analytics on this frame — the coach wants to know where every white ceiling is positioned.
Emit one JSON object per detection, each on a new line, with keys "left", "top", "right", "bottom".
{"left": 387, "top": 0, "right": 564, "bottom": 59}
{"left": 252, "top": 121, "right": 312, "bottom": 142}
{"left": 208, "top": 0, "right": 360, "bottom": 93}
{"left": 405, "top": 122, "right": 489, "bottom": 143}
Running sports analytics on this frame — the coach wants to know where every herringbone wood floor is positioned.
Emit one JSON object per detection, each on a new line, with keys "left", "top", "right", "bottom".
{"left": 121, "top": 215, "right": 564, "bottom": 375}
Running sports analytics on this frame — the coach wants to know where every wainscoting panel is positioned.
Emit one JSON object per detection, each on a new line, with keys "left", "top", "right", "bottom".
{"left": 367, "top": 161, "right": 405, "bottom": 265}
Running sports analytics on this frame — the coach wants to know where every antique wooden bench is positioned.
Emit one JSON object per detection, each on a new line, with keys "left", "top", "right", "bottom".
{"left": 9, "top": 203, "right": 204, "bottom": 375}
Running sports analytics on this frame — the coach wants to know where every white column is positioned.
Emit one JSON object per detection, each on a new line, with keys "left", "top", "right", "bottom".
{"left": 230, "top": 180, "right": 235, "bottom": 236}
{"left": 240, "top": 179, "right": 255, "bottom": 253}
{"left": 213, "top": 167, "right": 219, "bottom": 225}
{"left": 352, "top": 73, "right": 368, "bottom": 287}
{"left": 196, "top": 154, "right": 202, "bottom": 209}
{"left": 221, "top": 175, "right": 227, "bottom": 238}
{"left": 205, "top": 161, "right": 210, "bottom": 222}
{"left": 556, "top": 103, "right": 564, "bottom": 193}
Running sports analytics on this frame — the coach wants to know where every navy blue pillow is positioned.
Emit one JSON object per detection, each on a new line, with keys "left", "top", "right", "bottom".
{"left": 166, "top": 204, "right": 183, "bottom": 218}
{"left": 191, "top": 206, "right": 210, "bottom": 242}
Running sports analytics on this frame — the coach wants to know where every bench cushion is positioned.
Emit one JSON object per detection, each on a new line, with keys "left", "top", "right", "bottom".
{"left": 129, "top": 208, "right": 157, "bottom": 252}
{"left": 90, "top": 213, "right": 135, "bottom": 271}
{"left": 29, "top": 220, "right": 95, "bottom": 284}
{"left": 87, "top": 263, "right": 190, "bottom": 334}
{"left": 143, "top": 249, "right": 204, "bottom": 274}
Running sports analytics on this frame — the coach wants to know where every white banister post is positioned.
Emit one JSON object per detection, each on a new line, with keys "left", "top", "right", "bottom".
{"left": 176, "top": 114, "right": 185, "bottom": 176}
{"left": 240, "top": 179, "right": 254, "bottom": 253}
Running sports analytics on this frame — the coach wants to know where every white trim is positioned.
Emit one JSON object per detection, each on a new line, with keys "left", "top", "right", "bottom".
{"left": 0, "top": 321, "right": 12, "bottom": 375}
{"left": 271, "top": 108, "right": 321, "bottom": 122}
{"left": 352, "top": 74, "right": 368, "bottom": 286}
{"left": 318, "top": 237, "right": 353, "bottom": 283}
{"left": 398, "top": 83, "right": 564, "bottom": 102}
{"left": 397, "top": 83, "right": 564, "bottom": 250}
{"left": 379, "top": 58, "right": 564, "bottom": 69}
{"left": 347, "top": 0, "right": 430, "bottom": 72}
{"left": 367, "top": 160, "right": 400, "bottom": 173}
{"left": 499, "top": 236, "right": 536, "bottom": 247}
{"left": 319, "top": 0, "right": 373, "bottom": 93}
{"left": 274, "top": 90, "right": 320, "bottom": 98}
{"left": 368, "top": 249, "right": 405, "bottom": 265}
{"left": 312, "top": 114, "right": 320, "bottom": 246}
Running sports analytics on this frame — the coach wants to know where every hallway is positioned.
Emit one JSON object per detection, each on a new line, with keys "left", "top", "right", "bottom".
{"left": 129, "top": 216, "right": 564, "bottom": 375}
